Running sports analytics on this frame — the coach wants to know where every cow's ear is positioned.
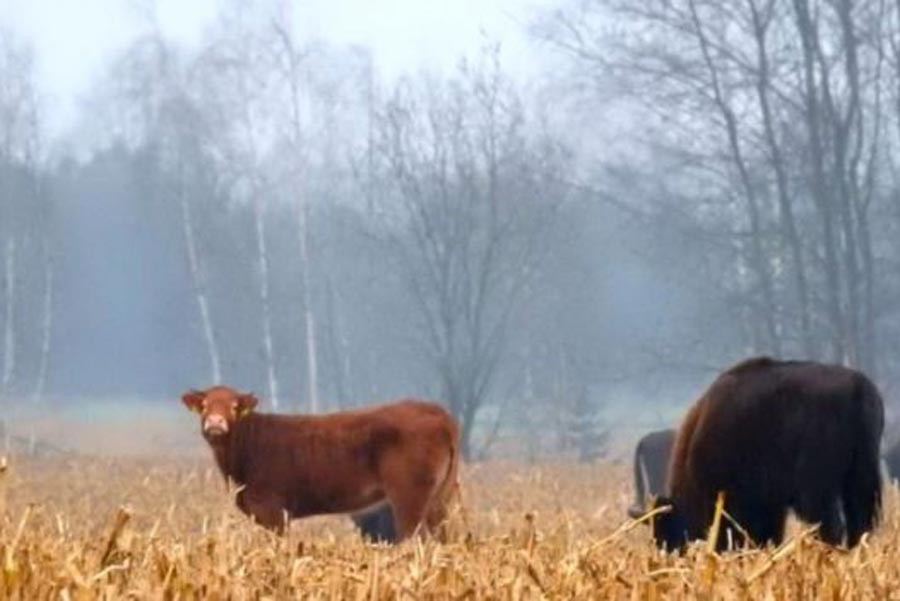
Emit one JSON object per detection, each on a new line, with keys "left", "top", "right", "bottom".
{"left": 237, "top": 393, "right": 258, "bottom": 418}
{"left": 182, "top": 390, "right": 205, "bottom": 413}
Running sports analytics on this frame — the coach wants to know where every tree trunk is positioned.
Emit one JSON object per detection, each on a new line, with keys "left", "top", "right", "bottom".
{"left": 32, "top": 247, "right": 52, "bottom": 403}
{"left": 178, "top": 174, "right": 221, "bottom": 383}
{"left": 833, "top": 0, "right": 873, "bottom": 371}
{"left": 857, "top": 212, "right": 877, "bottom": 374}
{"left": 365, "top": 53, "right": 376, "bottom": 216}
{"left": 298, "top": 200, "right": 320, "bottom": 413}
{"left": 271, "top": 19, "right": 321, "bottom": 412}
{"left": 2, "top": 238, "right": 16, "bottom": 396}
{"left": 253, "top": 196, "right": 279, "bottom": 409}
{"left": 749, "top": 0, "right": 814, "bottom": 357}
{"left": 688, "top": 0, "right": 781, "bottom": 356}
{"left": 460, "top": 396, "right": 478, "bottom": 461}
{"left": 323, "top": 276, "right": 350, "bottom": 408}
{"left": 793, "top": 0, "right": 846, "bottom": 361}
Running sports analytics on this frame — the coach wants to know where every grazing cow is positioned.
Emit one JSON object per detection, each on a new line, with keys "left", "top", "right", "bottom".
{"left": 182, "top": 386, "right": 459, "bottom": 541}
{"left": 627, "top": 428, "right": 675, "bottom": 519}
{"left": 652, "top": 357, "right": 884, "bottom": 552}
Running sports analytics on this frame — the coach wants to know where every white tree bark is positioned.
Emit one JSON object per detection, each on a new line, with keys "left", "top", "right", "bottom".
{"left": 2, "top": 238, "right": 16, "bottom": 395}
{"left": 178, "top": 182, "right": 222, "bottom": 383}
{"left": 254, "top": 196, "right": 279, "bottom": 409}
{"left": 271, "top": 19, "right": 321, "bottom": 413}
{"left": 32, "top": 250, "right": 52, "bottom": 403}
{"left": 298, "top": 201, "right": 319, "bottom": 413}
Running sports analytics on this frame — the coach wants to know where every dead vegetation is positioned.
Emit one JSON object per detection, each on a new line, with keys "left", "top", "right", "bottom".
{"left": 0, "top": 456, "right": 898, "bottom": 599}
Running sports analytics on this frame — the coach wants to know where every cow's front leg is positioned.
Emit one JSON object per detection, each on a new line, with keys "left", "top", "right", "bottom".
{"left": 238, "top": 491, "right": 289, "bottom": 534}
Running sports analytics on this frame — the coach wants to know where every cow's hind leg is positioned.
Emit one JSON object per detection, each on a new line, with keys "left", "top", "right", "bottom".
{"left": 424, "top": 490, "right": 453, "bottom": 541}
{"left": 796, "top": 496, "right": 844, "bottom": 545}
{"left": 752, "top": 505, "right": 787, "bottom": 547}
{"left": 380, "top": 462, "right": 441, "bottom": 541}
{"left": 385, "top": 484, "right": 434, "bottom": 541}
{"left": 722, "top": 500, "right": 784, "bottom": 550}
{"left": 843, "top": 449, "right": 882, "bottom": 547}
{"left": 423, "top": 459, "right": 460, "bottom": 542}
{"left": 819, "top": 500, "right": 845, "bottom": 546}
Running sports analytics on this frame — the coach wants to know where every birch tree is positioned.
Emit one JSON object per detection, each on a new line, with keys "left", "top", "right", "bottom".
{"left": 270, "top": 19, "right": 320, "bottom": 412}
{"left": 100, "top": 30, "right": 228, "bottom": 386}
{"left": 0, "top": 30, "right": 45, "bottom": 400}
{"left": 161, "top": 93, "right": 224, "bottom": 384}
{"left": 196, "top": 13, "right": 282, "bottom": 407}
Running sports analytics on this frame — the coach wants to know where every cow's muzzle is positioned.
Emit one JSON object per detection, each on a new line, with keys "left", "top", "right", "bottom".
{"left": 203, "top": 415, "right": 229, "bottom": 438}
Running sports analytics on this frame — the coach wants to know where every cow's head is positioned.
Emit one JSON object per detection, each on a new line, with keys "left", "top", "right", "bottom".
{"left": 182, "top": 386, "right": 258, "bottom": 443}
{"left": 649, "top": 495, "right": 688, "bottom": 552}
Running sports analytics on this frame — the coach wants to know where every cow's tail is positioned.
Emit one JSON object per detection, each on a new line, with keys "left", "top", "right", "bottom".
{"left": 430, "top": 417, "right": 471, "bottom": 541}
{"left": 444, "top": 430, "right": 469, "bottom": 530}
{"left": 628, "top": 440, "right": 647, "bottom": 518}
{"left": 843, "top": 373, "right": 884, "bottom": 547}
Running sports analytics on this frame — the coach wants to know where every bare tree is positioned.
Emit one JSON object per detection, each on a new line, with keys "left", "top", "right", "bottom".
{"left": 747, "top": 0, "right": 814, "bottom": 357}
{"left": 370, "top": 48, "right": 571, "bottom": 455}
{"left": 538, "top": 0, "right": 892, "bottom": 377}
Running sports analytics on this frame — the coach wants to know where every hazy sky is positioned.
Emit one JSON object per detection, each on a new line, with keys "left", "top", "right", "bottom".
{"left": 2, "top": 0, "right": 547, "bottom": 135}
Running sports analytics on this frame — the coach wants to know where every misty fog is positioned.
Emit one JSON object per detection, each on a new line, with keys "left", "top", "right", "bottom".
{"left": 1, "top": 0, "right": 898, "bottom": 460}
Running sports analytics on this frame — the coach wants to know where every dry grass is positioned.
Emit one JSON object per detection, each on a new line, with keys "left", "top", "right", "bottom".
{"left": 1, "top": 455, "right": 900, "bottom": 599}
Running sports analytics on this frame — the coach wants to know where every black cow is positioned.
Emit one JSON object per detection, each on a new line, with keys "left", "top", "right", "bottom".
{"left": 652, "top": 357, "right": 884, "bottom": 552}
{"left": 352, "top": 505, "right": 397, "bottom": 543}
{"left": 627, "top": 428, "right": 676, "bottom": 519}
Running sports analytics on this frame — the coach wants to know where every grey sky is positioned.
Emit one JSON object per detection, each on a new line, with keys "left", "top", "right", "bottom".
{"left": 2, "top": 0, "right": 547, "bottom": 136}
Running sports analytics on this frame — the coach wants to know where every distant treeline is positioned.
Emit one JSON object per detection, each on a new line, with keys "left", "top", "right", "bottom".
{"left": 3, "top": 0, "right": 900, "bottom": 458}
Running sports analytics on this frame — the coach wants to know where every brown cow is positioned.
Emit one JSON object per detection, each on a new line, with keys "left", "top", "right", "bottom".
{"left": 181, "top": 386, "right": 459, "bottom": 541}
{"left": 651, "top": 357, "right": 884, "bottom": 552}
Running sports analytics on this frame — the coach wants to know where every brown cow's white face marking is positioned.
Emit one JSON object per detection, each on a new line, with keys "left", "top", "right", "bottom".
{"left": 182, "top": 387, "right": 258, "bottom": 443}
{"left": 203, "top": 408, "right": 231, "bottom": 437}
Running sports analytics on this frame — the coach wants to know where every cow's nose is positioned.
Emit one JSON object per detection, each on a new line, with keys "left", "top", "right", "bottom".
{"left": 203, "top": 415, "right": 229, "bottom": 435}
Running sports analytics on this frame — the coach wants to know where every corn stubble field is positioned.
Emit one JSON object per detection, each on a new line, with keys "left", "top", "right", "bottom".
{"left": 1, "top": 455, "right": 900, "bottom": 600}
